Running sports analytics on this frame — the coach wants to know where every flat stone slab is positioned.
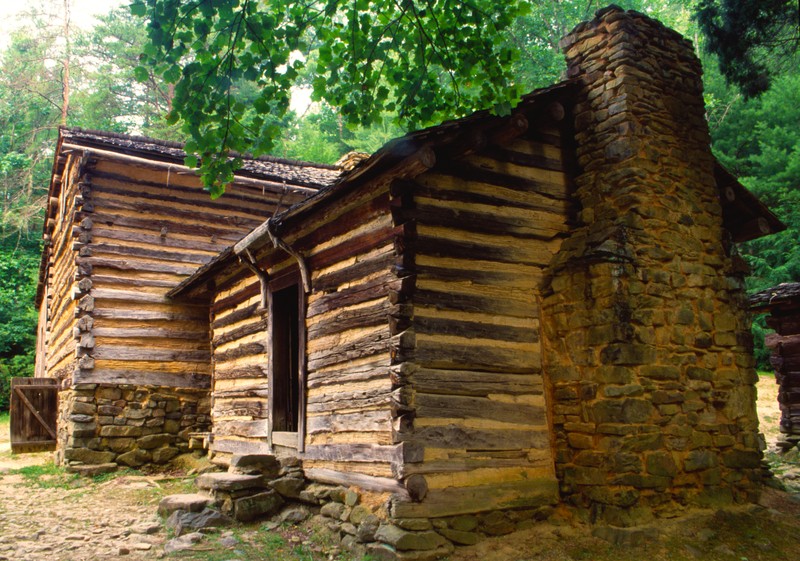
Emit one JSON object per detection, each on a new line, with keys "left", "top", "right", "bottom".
{"left": 229, "top": 454, "right": 281, "bottom": 477}
{"left": 195, "top": 472, "right": 264, "bottom": 492}
{"left": 158, "top": 493, "right": 215, "bottom": 516}
{"left": 65, "top": 463, "right": 117, "bottom": 477}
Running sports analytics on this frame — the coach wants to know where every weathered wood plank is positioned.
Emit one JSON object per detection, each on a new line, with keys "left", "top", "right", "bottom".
{"left": 74, "top": 368, "right": 211, "bottom": 388}
{"left": 215, "top": 342, "right": 266, "bottom": 363}
{"left": 214, "top": 364, "right": 268, "bottom": 380}
{"left": 307, "top": 410, "right": 390, "bottom": 434}
{"left": 91, "top": 345, "right": 210, "bottom": 362}
{"left": 412, "top": 368, "right": 543, "bottom": 397}
{"left": 414, "top": 316, "right": 536, "bottom": 344}
{"left": 304, "top": 467, "right": 408, "bottom": 497}
{"left": 406, "top": 424, "right": 549, "bottom": 451}
{"left": 213, "top": 318, "right": 266, "bottom": 348}
{"left": 414, "top": 393, "right": 545, "bottom": 424}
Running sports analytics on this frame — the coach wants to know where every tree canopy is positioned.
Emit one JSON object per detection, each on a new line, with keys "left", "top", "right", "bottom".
{"left": 131, "top": 0, "right": 532, "bottom": 195}
{"left": 696, "top": 0, "right": 800, "bottom": 98}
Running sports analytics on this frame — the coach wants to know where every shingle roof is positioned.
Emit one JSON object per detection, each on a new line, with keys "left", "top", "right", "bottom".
{"left": 750, "top": 283, "right": 800, "bottom": 311}
{"left": 60, "top": 127, "right": 342, "bottom": 189}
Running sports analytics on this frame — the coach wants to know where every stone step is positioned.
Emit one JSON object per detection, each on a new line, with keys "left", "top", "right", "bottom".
{"left": 158, "top": 493, "right": 215, "bottom": 517}
{"left": 228, "top": 454, "right": 281, "bottom": 477}
{"left": 195, "top": 472, "right": 265, "bottom": 492}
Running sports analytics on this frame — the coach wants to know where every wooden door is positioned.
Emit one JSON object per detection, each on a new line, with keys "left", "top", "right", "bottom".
{"left": 10, "top": 378, "right": 58, "bottom": 453}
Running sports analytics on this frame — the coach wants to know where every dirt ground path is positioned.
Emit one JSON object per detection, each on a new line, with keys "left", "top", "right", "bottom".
{"left": 0, "top": 419, "right": 172, "bottom": 560}
{"left": 0, "top": 374, "right": 797, "bottom": 561}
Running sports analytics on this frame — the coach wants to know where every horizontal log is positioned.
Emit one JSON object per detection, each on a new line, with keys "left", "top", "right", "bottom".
{"left": 308, "top": 388, "right": 393, "bottom": 411}
{"left": 213, "top": 364, "right": 268, "bottom": 381}
{"left": 92, "top": 327, "right": 206, "bottom": 340}
{"left": 414, "top": 316, "right": 536, "bottom": 344}
{"left": 213, "top": 318, "right": 266, "bottom": 348}
{"left": 212, "top": 399, "right": 268, "bottom": 418}
{"left": 390, "top": 478, "right": 558, "bottom": 518}
{"left": 91, "top": 177, "right": 278, "bottom": 217}
{"left": 307, "top": 410, "right": 391, "bottom": 434}
{"left": 416, "top": 233, "right": 555, "bottom": 267}
{"left": 304, "top": 467, "right": 408, "bottom": 497}
{"left": 211, "top": 437, "right": 270, "bottom": 456}
{"left": 395, "top": 454, "right": 535, "bottom": 477}
{"left": 91, "top": 345, "right": 210, "bottom": 363}
{"left": 305, "top": 226, "right": 400, "bottom": 273}
{"left": 91, "top": 288, "right": 171, "bottom": 305}
{"left": 302, "top": 443, "right": 405, "bottom": 463}
{"left": 307, "top": 363, "right": 392, "bottom": 389}
{"left": 401, "top": 202, "right": 567, "bottom": 241}
{"left": 307, "top": 328, "right": 391, "bottom": 371}
{"left": 312, "top": 248, "right": 396, "bottom": 293}
{"left": 73, "top": 368, "right": 211, "bottom": 389}
{"left": 408, "top": 338, "right": 541, "bottom": 373}
{"left": 308, "top": 300, "right": 391, "bottom": 341}
{"left": 481, "top": 143, "right": 564, "bottom": 172}
{"left": 291, "top": 191, "right": 391, "bottom": 253}
{"left": 406, "top": 424, "right": 549, "bottom": 451}
{"left": 214, "top": 419, "right": 269, "bottom": 438}
{"left": 307, "top": 275, "right": 402, "bottom": 318}
{"left": 414, "top": 289, "right": 537, "bottom": 319}
{"left": 79, "top": 256, "right": 197, "bottom": 276}
{"left": 412, "top": 368, "right": 543, "bottom": 397}
{"left": 213, "top": 303, "right": 261, "bottom": 329}
{"left": 766, "top": 314, "right": 800, "bottom": 336}
{"left": 90, "top": 275, "right": 182, "bottom": 289}
{"left": 212, "top": 281, "right": 261, "bottom": 314}
{"left": 92, "top": 308, "right": 207, "bottom": 321}
{"left": 79, "top": 210, "right": 246, "bottom": 243}
{"left": 215, "top": 341, "right": 266, "bottom": 363}
{"left": 213, "top": 385, "right": 269, "bottom": 399}
{"left": 414, "top": 393, "right": 545, "bottom": 424}
{"left": 92, "top": 193, "right": 264, "bottom": 233}
{"left": 91, "top": 225, "right": 230, "bottom": 254}
{"left": 90, "top": 242, "right": 215, "bottom": 265}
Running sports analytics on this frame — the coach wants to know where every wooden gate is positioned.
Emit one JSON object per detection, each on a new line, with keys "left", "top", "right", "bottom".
{"left": 10, "top": 378, "right": 58, "bottom": 453}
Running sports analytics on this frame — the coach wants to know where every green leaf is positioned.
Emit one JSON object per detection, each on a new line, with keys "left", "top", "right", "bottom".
{"left": 133, "top": 65, "right": 150, "bottom": 83}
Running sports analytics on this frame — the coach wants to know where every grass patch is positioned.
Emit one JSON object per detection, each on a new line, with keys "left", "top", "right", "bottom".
{"left": 12, "top": 461, "right": 81, "bottom": 489}
{"left": 167, "top": 521, "right": 365, "bottom": 561}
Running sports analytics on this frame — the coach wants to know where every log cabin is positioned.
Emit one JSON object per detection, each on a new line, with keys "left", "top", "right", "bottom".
{"left": 751, "top": 283, "right": 800, "bottom": 451}
{"left": 34, "top": 127, "right": 341, "bottom": 466}
{"left": 36, "top": 5, "right": 786, "bottom": 548}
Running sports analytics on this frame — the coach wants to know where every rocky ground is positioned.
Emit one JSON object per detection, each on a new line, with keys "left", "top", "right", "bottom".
{"left": 0, "top": 374, "right": 798, "bottom": 561}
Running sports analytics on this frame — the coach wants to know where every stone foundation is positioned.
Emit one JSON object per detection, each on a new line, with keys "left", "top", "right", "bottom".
{"left": 161, "top": 454, "right": 557, "bottom": 560}
{"left": 56, "top": 383, "right": 210, "bottom": 467}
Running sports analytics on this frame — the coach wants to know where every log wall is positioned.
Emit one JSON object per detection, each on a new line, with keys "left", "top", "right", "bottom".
{"left": 390, "top": 121, "right": 571, "bottom": 518}
{"left": 43, "top": 152, "right": 86, "bottom": 386}
{"left": 765, "top": 306, "right": 800, "bottom": 444}
{"left": 44, "top": 146, "right": 315, "bottom": 466}
{"left": 207, "top": 182, "right": 401, "bottom": 485}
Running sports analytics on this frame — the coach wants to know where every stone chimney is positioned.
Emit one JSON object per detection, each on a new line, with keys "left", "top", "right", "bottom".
{"left": 542, "top": 6, "right": 763, "bottom": 526}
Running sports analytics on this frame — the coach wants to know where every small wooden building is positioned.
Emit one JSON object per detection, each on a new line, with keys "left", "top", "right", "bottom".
{"left": 169, "top": 7, "right": 784, "bottom": 523}
{"left": 34, "top": 128, "right": 340, "bottom": 465}
{"left": 36, "top": 6, "right": 787, "bottom": 543}
{"left": 750, "top": 283, "right": 800, "bottom": 449}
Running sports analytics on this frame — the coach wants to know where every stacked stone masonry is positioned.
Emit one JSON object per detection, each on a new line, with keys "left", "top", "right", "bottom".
{"left": 160, "top": 454, "right": 557, "bottom": 561}
{"left": 58, "top": 384, "right": 210, "bottom": 467}
{"left": 541, "top": 6, "right": 764, "bottom": 525}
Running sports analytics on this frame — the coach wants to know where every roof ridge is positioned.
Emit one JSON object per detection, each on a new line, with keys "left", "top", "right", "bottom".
{"left": 61, "top": 126, "right": 341, "bottom": 171}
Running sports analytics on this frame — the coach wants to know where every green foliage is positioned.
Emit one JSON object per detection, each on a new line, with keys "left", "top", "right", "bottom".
{"left": 12, "top": 461, "right": 82, "bottom": 489}
{"left": 707, "top": 68, "right": 800, "bottom": 367}
{"left": 0, "top": 237, "right": 40, "bottom": 410}
{"left": 133, "top": 0, "right": 529, "bottom": 194}
{"left": 696, "top": 0, "right": 800, "bottom": 98}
